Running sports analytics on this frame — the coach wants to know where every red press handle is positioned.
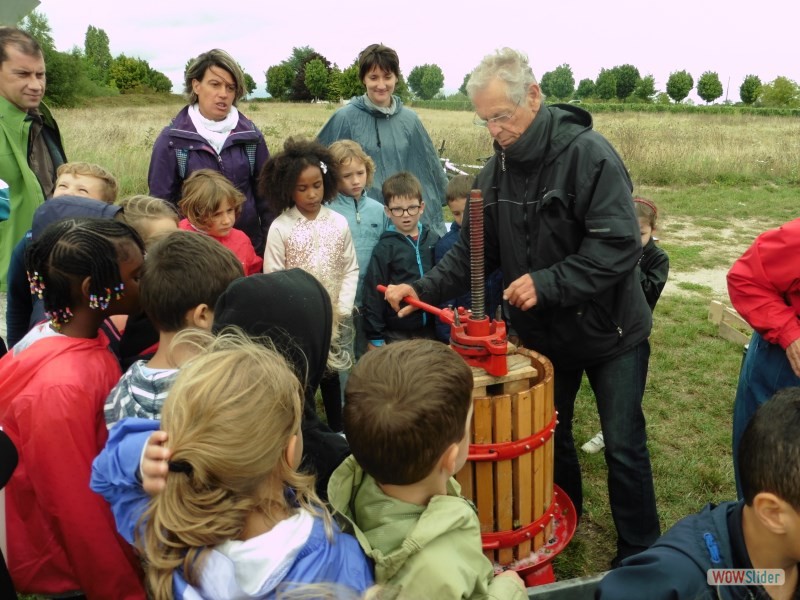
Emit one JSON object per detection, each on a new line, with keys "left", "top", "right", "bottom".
{"left": 376, "top": 284, "right": 449, "bottom": 321}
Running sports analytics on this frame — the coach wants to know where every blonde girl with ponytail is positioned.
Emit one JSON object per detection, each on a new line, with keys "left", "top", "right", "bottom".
{"left": 92, "top": 332, "right": 373, "bottom": 599}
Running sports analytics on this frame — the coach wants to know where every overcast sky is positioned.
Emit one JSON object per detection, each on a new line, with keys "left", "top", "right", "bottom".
{"left": 35, "top": 0, "right": 797, "bottom": 103}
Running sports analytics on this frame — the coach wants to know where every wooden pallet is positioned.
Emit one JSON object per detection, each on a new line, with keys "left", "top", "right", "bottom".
{"left": 457, "top": 350, "right": 554, "bottom": 565}
{"left": 708, "top": 300, "right": 752, "bottom": 346}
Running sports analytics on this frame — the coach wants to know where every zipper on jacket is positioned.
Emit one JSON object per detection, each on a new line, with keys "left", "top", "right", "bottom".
{"left": 354, "top": 198, "right": 361, "bottom": 224}
{"left": 374, "top": 118, "right": 382, "bottom": 148}
{"left": 703, "top": 532, "right": 721, "bottom": 564}
{"left": 523, "top": 176, "right": 532, "bottom": 270}
{"left": 590, "top": 299, "right": 625, "bottom": 339}
{"left": 405, "top": 233, "right": 427, "bottom": 326}
{"left": 500, "top": 151, "right": 506, "bottom": 172}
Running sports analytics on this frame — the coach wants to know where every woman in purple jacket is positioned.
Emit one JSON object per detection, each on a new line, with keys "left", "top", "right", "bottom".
{"left": 147, "top": 49, "right": 272, "bottom": 255}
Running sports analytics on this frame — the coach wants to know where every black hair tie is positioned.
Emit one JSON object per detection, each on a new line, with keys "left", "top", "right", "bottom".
{"left": 167, "top": 460, "right": 193, "bottom": 475}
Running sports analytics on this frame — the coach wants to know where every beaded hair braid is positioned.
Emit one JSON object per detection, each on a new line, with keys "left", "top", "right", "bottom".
{"left": 25, "top": 218, "right": 145, "bottom": 330}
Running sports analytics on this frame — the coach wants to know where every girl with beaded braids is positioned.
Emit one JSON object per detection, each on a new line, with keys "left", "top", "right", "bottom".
{"left": 91, "top": 332, "right": 373, "bottom": 599}
{"left": 0, "top": 217, "right": 146, "bottom": 599}
{"left": 21, "top": 217, "right": 145, "bottom": 337}
{"left": 261, "top": 137, "right": 358, "bottom": 432}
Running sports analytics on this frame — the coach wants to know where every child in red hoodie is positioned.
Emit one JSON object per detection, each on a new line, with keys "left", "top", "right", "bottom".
{"left": 178, "top": 168, "right": 263, "bottom": 274}
{"left": 0, "top": 218, "right": 146, "bottom": 599}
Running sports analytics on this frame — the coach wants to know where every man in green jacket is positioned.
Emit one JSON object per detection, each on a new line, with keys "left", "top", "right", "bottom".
{"left": 0, "top": 26, "right": 66, "bottom": 298}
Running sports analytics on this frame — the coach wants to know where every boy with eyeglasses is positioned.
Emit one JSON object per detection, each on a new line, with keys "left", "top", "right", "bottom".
{"left": 362, "top": 171, "right": 440, "bottom": 349}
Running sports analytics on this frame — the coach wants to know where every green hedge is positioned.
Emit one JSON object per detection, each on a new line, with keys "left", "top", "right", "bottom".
{"left": 411, "top": 99, "right": 800, "bottom": 118}
{"left": 411, "top": 100, "right": 473, "bottom": 111}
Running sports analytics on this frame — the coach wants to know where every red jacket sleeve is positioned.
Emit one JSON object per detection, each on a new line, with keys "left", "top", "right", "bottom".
{"left": 23, "top": 383, "right": 145, "bottom": 599}
{"left": 244, "top": 241, "right": 263, "bottom": 275}
{"left": 727, "top": 219, "right": 800, "bottom": 349}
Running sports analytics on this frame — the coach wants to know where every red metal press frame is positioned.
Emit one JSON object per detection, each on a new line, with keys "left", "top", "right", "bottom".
{"left": 377, "top": 189, "right": 509, "bottom": 376}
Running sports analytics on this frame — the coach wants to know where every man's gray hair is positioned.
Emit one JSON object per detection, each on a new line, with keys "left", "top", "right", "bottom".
{"left": 184, "top": 48, "right": 245, "bottom": 105}
{"left": 466, "top": 47, "right": 538, "bottom": 104}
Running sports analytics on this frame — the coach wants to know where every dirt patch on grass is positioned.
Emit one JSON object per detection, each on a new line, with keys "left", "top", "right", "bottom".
{"left": 658, "top": 217, "right": 765, "bottom": 301}
{"left": 664, "top": 269, "right": 731, "bottom": 300}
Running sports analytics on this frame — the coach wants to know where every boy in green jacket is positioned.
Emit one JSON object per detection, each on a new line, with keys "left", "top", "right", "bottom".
{"left": 328, "top": 339, "right": 527, "bottom": 599}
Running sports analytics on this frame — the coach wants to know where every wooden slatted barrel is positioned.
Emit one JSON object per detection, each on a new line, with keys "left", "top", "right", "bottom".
{"left": 455, "top": 348, "right": 555, "bottom": 566}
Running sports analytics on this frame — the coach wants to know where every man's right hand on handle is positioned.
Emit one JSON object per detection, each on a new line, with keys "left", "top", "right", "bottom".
{"left": 384, "top": 284, "right": 420, "bottom": 318}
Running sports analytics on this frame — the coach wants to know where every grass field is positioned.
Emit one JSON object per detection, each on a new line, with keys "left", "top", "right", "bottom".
{"left": 57, "top": 99, "right": 800, "bottom": 195}
{"left": 18, "top": 101, "right": 800, "bottom": 596}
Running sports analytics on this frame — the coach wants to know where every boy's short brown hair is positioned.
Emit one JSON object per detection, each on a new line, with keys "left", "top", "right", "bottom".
{"left": 329, "top": 140, "right": 375, "bottom": 190}
{"left": 117, "top": 195, "right": 179, "bottom": 247}
{"left": 56, "top": 162, "right": 119, "bottom": 203}
{"left": 446, "top": 174, "right": 473, "bottom": 204}
{"left": 179, "top": 169, "right": 245, "bottom": 228}
{"left": 344, "top": 339, "right": 473, "bottom": 485}
{"left": 140, "top": 231, "right": 244, "bottom": 332}
{"left": 381, "top": 172, "right": 423, "bottom": 207}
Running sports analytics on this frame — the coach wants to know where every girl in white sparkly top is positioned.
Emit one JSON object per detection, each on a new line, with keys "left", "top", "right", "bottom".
{"left": 260, "top": 138, "right": 358, "bottom": 431}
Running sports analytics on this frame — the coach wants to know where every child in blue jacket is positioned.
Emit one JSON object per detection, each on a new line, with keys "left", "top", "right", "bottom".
{"left": 598, "top": 387, "right": 800, "bottom": 599}
{"left": 91, "top": 332, "right": 373, "bottom": 599}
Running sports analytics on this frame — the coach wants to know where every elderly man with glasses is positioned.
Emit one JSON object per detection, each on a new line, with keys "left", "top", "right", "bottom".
{"left": 385, "top": 47, "right": 659, "bottom": 568}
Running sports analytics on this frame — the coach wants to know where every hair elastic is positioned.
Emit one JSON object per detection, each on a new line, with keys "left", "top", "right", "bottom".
{"left": 168, "top": 460, "right": 193, "bottom": 475}
{"left": 46, "top": 307, "right": 74, "bottom": 331}
{"left": 319, "top": 160, "right": 327, "bottom": 174}
{"left": 27, "top": 271, "right": 45, "bottom": 298}
{"left": 89, "top": 283, "right": 124, "bottom": 311}
{"left": 89, "top": 288, "right": 112, "bottom": 310}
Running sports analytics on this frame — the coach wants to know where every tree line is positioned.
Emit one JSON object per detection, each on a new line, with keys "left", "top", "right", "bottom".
{"left": 267, "top": 49, "right": 798, "bottom": 108}
{"left": 531, "top": 64, "right": 797, "bottom": 107}
{"left": 17, "top": 12, "right": 177, "bottom": 106}
{"left": 264, "top": 46, "right": 445, "bottom": 103}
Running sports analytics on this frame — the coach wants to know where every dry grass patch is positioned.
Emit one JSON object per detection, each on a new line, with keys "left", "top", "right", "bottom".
{"left": 55, "top": 102, "right": 800, "bottom": 197}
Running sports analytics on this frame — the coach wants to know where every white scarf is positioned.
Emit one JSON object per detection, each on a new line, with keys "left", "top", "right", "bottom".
{"left": 188, "top": 103, "right": 240, "bottom": 154}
